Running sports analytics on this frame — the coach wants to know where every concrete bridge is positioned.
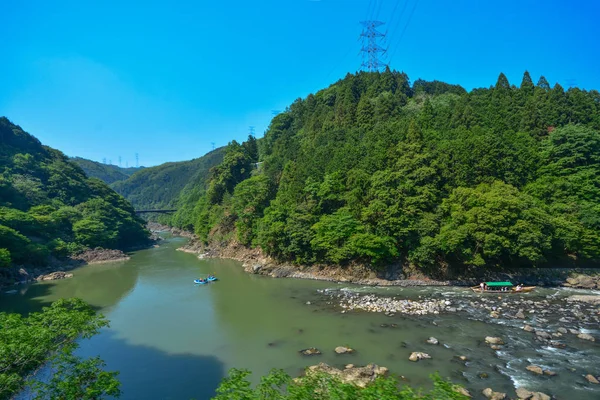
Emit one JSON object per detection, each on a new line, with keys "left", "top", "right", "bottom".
{"left": 135, "top": 209, "right": 177, "bottom": 214}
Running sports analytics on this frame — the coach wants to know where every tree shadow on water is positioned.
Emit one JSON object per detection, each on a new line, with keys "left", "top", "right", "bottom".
{"left": 77, "top": 331, "right": 225, "bottom": 400}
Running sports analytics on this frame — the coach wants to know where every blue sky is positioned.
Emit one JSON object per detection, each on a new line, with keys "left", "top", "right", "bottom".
{"left": 2, "top": 0, "right": 599, "bottom": 166}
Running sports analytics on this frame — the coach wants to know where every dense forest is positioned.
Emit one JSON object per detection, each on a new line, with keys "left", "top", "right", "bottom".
{"left": 71, "top": 157, "right": 143, "bottom": 185}
{"left": 110, "top": 148, "right": 224, "bottom": 212}
{"left": 168, "top": 69, "right": 600, "bottom": 274}
{"left": 0, "top": 117, "right": 149, "bottom": 268}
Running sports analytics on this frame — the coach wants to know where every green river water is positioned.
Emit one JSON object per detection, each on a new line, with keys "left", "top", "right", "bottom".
{"left": 1, "top": 235, "right": 599, "bottom": 399}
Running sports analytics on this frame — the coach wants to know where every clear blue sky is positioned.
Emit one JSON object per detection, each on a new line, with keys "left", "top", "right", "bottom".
{"left": 2, "top": 0, "right": 599, "bottom": 167}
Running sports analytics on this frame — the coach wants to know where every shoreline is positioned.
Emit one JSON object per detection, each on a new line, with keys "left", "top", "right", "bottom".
{"left": 158, "top": 226, "right": 600, "bottom": 289}
{"left": 0, "top": 244, "right": 153, "bottom": 290}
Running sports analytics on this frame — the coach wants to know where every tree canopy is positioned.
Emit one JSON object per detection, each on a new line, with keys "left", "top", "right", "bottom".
{"left": 0, "top": 117, "right": 149, "bottom": 268}
{"left": 167, "top": 70, "right": 600, "bottom": 274}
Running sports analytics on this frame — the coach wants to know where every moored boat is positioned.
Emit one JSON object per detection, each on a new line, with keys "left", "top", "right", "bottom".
{"left": 471, "top": 281, "right": 536, "bottom": 293}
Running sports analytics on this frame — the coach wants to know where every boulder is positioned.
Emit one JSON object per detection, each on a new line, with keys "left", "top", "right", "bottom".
{"left": 535, "top": 330, "right": 551, "bottom": 340}
{"left": 578, "top": 333, "right": 595, "bottom": 342}
{"left": 543, "top": 370, "right": 556, "bottom": 376}
{"left": 426, "top": 337, "right": 439, "bottom": 345}
{"left": 482, "top": 387, "right": 506, "bottom": 400}
{"left": 306, "top": 363, "right": 388, "bottom": 388}
{"left": 557, "top": 327, "right": 568, "bottom": 334}
{"left": 526, "top": 365, "right": 543, "bottom": 375}
{"left": 452, "top": 385, "right": 471, "bottom": 397}
{"left": 299, "top": 347, "right": 322, "bottom": 356}
{"left": 408, "top": 352, "right": 431, "bottom": 362}
{"left": 567, "top": 295, "right": 600, "bottom": 305}
{"left": 36, "top": 271, "right": 74, "bottom": 281}
{"left": 485, "top": 336, "right": 504, "bottom": 345}
{"left": 334, "top": 346, "right": 354, "bottom": 354}
{"left": 585, "top": 374, "right": 599, "bottom": 384}
{"left": 458, "top": 355, "right": 468, "bottom": 361}
{"left": 515, "top": 310, "right": 526, "bottom": 319}
{"left": 523, "top": 325, "right": 534, "bottom": 332}
{"left": 516, "top": 388, "right": 533, "bottom": 399}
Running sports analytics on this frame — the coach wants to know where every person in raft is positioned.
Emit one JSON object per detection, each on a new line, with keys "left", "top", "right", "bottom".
{"left": 480, "top": 282, "right": 485, "bottom": 291}
{"left": 516, "top": 284, "right": 523, "bottom": 291}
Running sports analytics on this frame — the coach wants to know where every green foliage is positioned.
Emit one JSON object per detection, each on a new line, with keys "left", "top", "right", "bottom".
{"left": 172, "top": 71, "right": 600, "bottom": 272}
{"left": 0, "top": 298, "right": 119, "bottom": 400}
{"left": 0, "top": 248, "right": 10, "bottom": 268}
{"left": 0, "top": 117, "right": 149, "bottom": 267}
{"left": 212, "top": 368, "right": 470, "bottom": 400}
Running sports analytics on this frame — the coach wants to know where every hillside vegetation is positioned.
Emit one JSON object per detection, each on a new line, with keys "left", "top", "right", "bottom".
{"left": 0, "top": 117, "right": 148, "bottom": 268}
{"left": 110, "top": 148, "right": 224, "bottom": 211}
{"left": 170, "top": 69, "right": 600, "bottom": 274}
{"left": 71, "top": 157, "right": 142, "bottom": 184}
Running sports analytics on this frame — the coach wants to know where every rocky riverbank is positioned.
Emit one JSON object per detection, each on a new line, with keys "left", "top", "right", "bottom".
{"left": 173, "top": 237, "right": 600, "bottom": 291}
{"left": 0, "top": 247, "right": 131, "bottom": 289}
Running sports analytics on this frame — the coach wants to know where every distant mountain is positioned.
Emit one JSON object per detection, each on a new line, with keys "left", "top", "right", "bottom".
{"left": 71, "top": 157, "right": 143, "bottom": 184}
{"left": 110, "top": 148, "right": 225, "bottom": 211}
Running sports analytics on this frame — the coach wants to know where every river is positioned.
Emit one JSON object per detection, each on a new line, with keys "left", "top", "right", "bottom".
{"left": 1, "top": 235, "right": 599, "bottom": 399}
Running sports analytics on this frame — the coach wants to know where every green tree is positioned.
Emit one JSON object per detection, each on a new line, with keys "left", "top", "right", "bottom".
{"left": 0, "top": 299, "right": 120, "bottom": 400}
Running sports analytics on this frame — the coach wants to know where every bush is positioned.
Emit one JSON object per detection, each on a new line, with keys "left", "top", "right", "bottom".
{"left": 0, "top": 248, "right": 11, "bottom": 268}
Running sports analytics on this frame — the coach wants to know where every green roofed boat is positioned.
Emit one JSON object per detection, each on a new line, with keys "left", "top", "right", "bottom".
{"left": 471, "top": 281, "right": 535, "bottom": 293}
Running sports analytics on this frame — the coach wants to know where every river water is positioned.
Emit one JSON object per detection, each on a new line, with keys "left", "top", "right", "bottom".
{"left": 1, "top": 235, "right": 599, "bottom": 399}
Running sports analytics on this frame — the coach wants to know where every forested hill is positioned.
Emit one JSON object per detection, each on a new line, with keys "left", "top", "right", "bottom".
{"left": 71, "top": 157, "right": 143, "bottom": 184}
{"left": 0, "top": 117, "right": 149, "bottom": 268}
{"left": 169, "top": 69, "right": 600, "bottom": 274}
{"left": 110, "top": 148, "right": 225, "bottom": 211}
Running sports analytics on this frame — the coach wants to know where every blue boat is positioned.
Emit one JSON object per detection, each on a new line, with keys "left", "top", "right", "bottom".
{"left": 194, "top": 279, "right": 208, "bottom": 284}
{"left": 207, "top": 276, "right": 218, "bottom": 282}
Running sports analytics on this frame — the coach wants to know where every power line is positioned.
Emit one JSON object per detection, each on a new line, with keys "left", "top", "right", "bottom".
{"left": 385, "top": 0, "right": 410, "bottom": 59}
{"left": 388, "top": 0, "right": 419, "bottom": 65}
{"left": 374, "top": 0, "right": 385, "bottom": 20}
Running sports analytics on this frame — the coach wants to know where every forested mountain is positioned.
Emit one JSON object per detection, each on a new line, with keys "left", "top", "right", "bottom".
{"left": 110, "top": 148, "right": 225, "bottom": 211}
{"left": 0, "top": 117, "right": 149, "bottom": 268}
{"left": 169, "top": 69, "right": 600, "bottom": 274}
{"left": 71, "top": 157, "right": 143, "bottom": 184}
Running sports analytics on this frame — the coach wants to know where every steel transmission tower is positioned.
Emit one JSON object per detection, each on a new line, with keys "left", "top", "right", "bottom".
{"left": 135, "top": 153, "right": 139, "bottom": 168}
{"left": 360, "top": 20, "right": 387, "bottom": 72}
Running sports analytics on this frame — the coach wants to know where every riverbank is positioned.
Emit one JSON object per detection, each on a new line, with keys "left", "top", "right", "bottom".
{"left": 171, "top": 235, "right": 600, "bottom": 289}
{"left": 1, "top": 248, "right": 135, "bottom": 289}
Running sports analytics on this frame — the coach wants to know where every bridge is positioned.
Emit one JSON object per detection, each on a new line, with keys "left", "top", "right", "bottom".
{"left": 135, "top": 209, "right": 177, "bottom": 214}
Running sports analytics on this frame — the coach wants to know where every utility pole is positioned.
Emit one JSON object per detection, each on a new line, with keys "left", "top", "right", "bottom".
{"left": 135, "top": 153, "right": 139, "bottom": 168}
{"left": 118, "top": 156, "right": 122, "bottom": 167}
{"left": 211, "top": 142, "right": 215, "bottom": 151}
{"left": 360, "top": 20, "right": 387, "bottom": 72}
{"left": 102, "top": 157, "right": 107, "bottom": 164}
{"left": 249, "top": 126, "right": 255, "bottom": 136}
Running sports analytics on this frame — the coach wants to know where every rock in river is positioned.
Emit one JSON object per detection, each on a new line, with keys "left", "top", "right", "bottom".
{"left": 578, "top": 332, "right": 595, "bottom": 342}
{"left": 485, "top": 336, "right": 504, "bottom": 345}
{"left": 299, "top": 347, "right": 321, "bottom": 356}
{"left": 334, "top": 346, "right": 354, "bottom": 354}
{"left": 36, "top": 271, "right": 73, "bottom": 281}
{"left": 305, "top": 363, "right": 388, "bottom": 388}
{"left": 408, "top": 352, "right": 431, "bottom": 362}
{"left": 526, "top": 365, "right": 543, "bottom": 375}
{"left": 482, "top": 387, "right": 506, "bottom": 400}
{"left": 426, "top": 337, "right": 439, "bottom": 345}
{"left": 586, "top": 374, "right": 599, "bottom": 384}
